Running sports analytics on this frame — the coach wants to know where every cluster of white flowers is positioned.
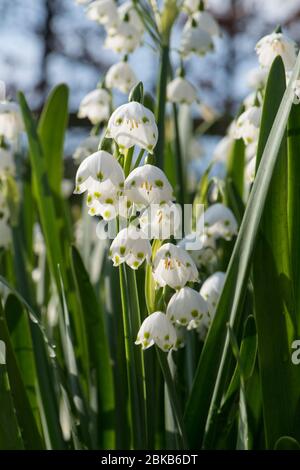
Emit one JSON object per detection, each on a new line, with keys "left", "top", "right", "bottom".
{"left": 0, "top": 80, "right": 23, "bottom": 249}
{"left": 73, "top": 1, "right": 234, "bottom": 354}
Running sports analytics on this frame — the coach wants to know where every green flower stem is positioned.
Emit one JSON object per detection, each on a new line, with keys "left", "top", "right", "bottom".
{"left": 156, "top": 44, "right": 170, "bottom": 170}
{"left": 127, "top": 268, "right": 148, "bottom": 446}
{"left": 119, "top": 264, "right": 143, "bottom": 449}
{"left": 124, "top": 147, "right": 134, "bottom": 177}
{"left": 133, "top": 149, "right": 145, "bottom": 170}
{"left": 156, "top": 348, "right": 188, "bottom": 448}
{"left": 173, "top": 103, "right": 186, "bottom": 207}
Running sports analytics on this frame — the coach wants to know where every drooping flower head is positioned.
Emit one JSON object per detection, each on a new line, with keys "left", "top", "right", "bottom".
{"left": 197, "top": 203, "right": 238, "bottom": 241}
{"left": 105, "top": 22, "right": 142, "bottom": 54}
{"left": 109, "top": 225, "right": 152, "bottom": 269}
{"left": 153, "top": 243, "right": 198, "bottom": 290}
{"left": 255, "top": 32, "right": 297, "bottom": 71}
{"left": 105, "top": 61, "right": 138, "bottom": 94}
{"left": 166, "top": 286, "right": 208, "bottom": 329}
{"left": 74, "top": 150, "right": 125, "bottom": 220}
{"left": 124, "top": 164, "right": 174, "bottom": 206}
{"left": 0, "top": 82, "right": 23, "bottom": 141}
{"left": 200, "top": 271, "right": 225, "bottom": 316}
{"left": 107, "top": 102, "right": 158, "bottom": 153}
{"left": 135, "top": 311, "right": 177, "bottom": 351}
{"left": 234, "top": 106, "right": 262, "bottom": 145}
{"left": 118, "top": 1, "right": 144, "bottom": 36}
{"left": 167, "top": 77, "right": 197, "bottom": 105}
{"left": 180, "top": 21, "right": 213, "bottom": 57}
{"left": 86, "top": 0, "right": 119, "bottom": 29}
{"left": 139, "top": 202, "right": 181, "bottom": 240}
{"left": 78, "top": 88, "right": 111, "bottom": 125}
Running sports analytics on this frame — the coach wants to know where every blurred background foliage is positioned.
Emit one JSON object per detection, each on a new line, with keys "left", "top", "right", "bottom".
{"left": 1, "top": 0, "right": 300, "bottom": 152}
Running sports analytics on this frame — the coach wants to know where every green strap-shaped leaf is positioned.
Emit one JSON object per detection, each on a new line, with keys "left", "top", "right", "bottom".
{"left": 18, "top": 90, "right": 90, "bottom": 394}
{"left": 184, "top": 52, "right": 300, "bottom": 449}
{"left": 288, "top": 103, "right": 300, "bottom": 334}
{"left": 71, "top": 247, "right": 116, "bottom": 449}
{"left": 253, "top": 56, "right": 300, "bottom": 448}
{"left": 38, "top": 84, "right": 69, "bottom": 196}
{"left": 0, "top": 298, "right": 44, "bottom": 449}
{"left": 5, "top": 294, "right": 41, "bottom": 431}
{"left": 227, "top": 138, "right": 245, "bottom": 201}
{"left": 0, "top": 358, "right": 24, "bottom": 450}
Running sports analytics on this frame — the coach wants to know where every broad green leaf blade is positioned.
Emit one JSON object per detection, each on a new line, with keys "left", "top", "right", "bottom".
{"left": 18, "top": 91, "right": 90, "bottom": 393}
{"left": 71, "top": 247, "right": 116, "bottom": 449}
{"left": 184, "top": 52, "right": 300, "bottom": 449}
{"left": 0, "top": 298, "right": 44, "bottom": 449}
{"left": 227, "top": 138, "right": 245, "bottom": 201}
{"left": 5, "top": 294, "right": 41, "bottom": 431}
{"left": 274, "top": 436, "right": 300, "bottom": 450}
{"left": 0, "top": 275, "right": 66, "bottom": 449}
{"left": 253, "top": 56, "right": 300, "bottom": 448}
{"left": 0, "top": 358, "right": 24, "bottom": 450}
{"left": 38, "top": 84, "right": 69, "bottom": 196}
{"left": 288, "top": 104, "right": 300, "bottom": 334}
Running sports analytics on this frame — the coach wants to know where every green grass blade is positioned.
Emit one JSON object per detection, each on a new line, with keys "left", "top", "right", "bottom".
{"left": 0, "top": 298, "right": 44, "bottom": 449}
{"left": 18, "top": 90, "right": 90, "bottom": 392}
{"left": 0, "top": 348, "right": 24, "bottom": 449}
{"left": 227, "top": 138, "right": 245, "bottom": 201}
{"left": 288, "top": 103, "right": 300, "bottom": 334}
{"left": 71, "top": 247, "right": 116, "bottom": 449}
{"left": 253, "top": 56, "right": 300, "bottom": 448}
{"left": 38, "top": 84, "right": 69, "bottom": 197}
{"left": 184, "top": 52, "right": 300, "bottom": 449}
{"left": 5, "top": 294, "right": 41, "bottom": 431}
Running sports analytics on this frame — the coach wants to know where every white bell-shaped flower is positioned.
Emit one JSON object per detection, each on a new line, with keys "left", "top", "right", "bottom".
{"left": 85, "top": 179, "right": 121, "bottom": 220}
{"left": 73, "top": 136, "right": 99, "bottom": 164}
{"left": 234, "top": 106, "right": 262, "bottom": 145}
{"left": 255, "top": 32, "right": 297, "bottom": 71}
{"left": 197, "top": 203, "right": 238, "bottom": 241}
{"left": 0, "top": 147, "right": 15, "bottom": 175}
{"left": 167, "top": 77, "right": 197, "bottom": 105}
{"left": 139, "top": 202, "right": 181, "bottom": 240}
{"left": 75, "top": 0, "right": 90, "bottom": 4}
{"left": 105, "top": 61, "right": 138, "bottom": 94}
{"left": 78, "top": 89, "right": 111, "bottom": 125}
{"left": 109, "top": 225, "right": 151, "bottom": 269}
{"left": 107, "top": 102, "right": 158, "bottom": 153}
{"left": 86, "top": 0, "right": 119, "bottom": 29}
{"left": 105, "top": 22, "right": 142, "bottom": 55}
{"left": 74, "top": 150, "right": 124, "bottom": 193}
{"left": 166, "top": 286, "right": 209, "bottom": 329}
{"left": 153, "top": 243, "right": 198, "bottom": 290}
{"left": 246, "top": 67, "right": 268, "bottom": 90}
{"left": 191, "top": 11, "right": 220, "bottom": 37}
{"left": 0, "top": 100, "right": 23, "bottom": 141}
{"left": 118, "top": 1, "right": 144, "bottom": 36}
{"left": 180, "top": 20, "right": 213, "bottom": 57}
{"left": 183, "top": 0, "right": 205, "bottom": 15}
{"left": 200, "top": 271, "right": 225, "bottom": 316}
{"left": 124, "top": 164, "right": 173, "bottom": 206}
{"left": 135, "top": 311, "right": 177, "bottom": 351}
{"left": 178, "top": 232, "right": 217, "bottom": 268}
